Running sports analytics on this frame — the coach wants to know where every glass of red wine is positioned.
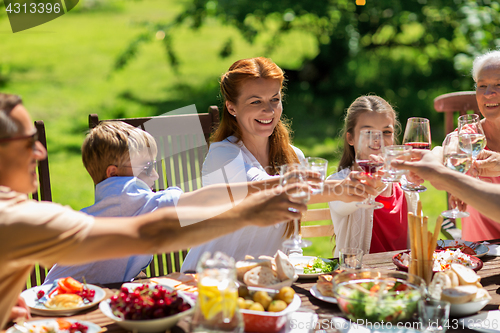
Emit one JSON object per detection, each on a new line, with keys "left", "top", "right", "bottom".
{"left": 401, "top": 117, "right": 431, "bottom": 192}
{"left": 355, "top": 129, "right": 384, "bottom": 209}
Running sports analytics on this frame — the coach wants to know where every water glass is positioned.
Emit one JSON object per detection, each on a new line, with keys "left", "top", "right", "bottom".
{"left": 339, "top": 248, "right": 363, "bottom": 269}
{"left": 418, "top": 299, "right": 450, "bottom": 333}
{"left": 382, "top": 145, "right": 412, "bottom": 182}
{"left": 303, "top": 157, "right": 328, "bottom": 195}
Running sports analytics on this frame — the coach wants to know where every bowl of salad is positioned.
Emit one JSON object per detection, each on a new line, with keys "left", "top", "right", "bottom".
{"left": 332, "top": 269, "right": 424, "bottom": 323}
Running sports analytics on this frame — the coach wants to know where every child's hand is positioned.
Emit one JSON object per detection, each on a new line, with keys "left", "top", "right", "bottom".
{"left": 449, "top": 195, "right": 467, "bottom": 212}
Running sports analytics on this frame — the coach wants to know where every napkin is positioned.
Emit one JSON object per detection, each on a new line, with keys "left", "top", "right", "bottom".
{"left": 459, "top": 310, "right": 500, "bottom": 333}
{"left": 486, "top": 244, "right": 500, "bottom": 256}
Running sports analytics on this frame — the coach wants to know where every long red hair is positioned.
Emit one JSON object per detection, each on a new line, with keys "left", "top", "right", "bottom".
{"left": 212, "top": 57, "right": 299, "bottom": 237}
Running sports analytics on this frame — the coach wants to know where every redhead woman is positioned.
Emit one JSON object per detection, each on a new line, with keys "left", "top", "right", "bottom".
{"left": 181, "top": 58, "right": 378, "bottom": 271}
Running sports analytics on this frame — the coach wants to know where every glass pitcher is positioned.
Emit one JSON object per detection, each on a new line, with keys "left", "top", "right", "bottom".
{"left": 190, "top": 251, "right": 244, "bottom": 333}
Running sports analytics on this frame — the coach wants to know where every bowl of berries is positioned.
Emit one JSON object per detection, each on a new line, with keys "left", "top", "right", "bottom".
{"left": 99, "top": 283, "right": 194, "bottom": 333}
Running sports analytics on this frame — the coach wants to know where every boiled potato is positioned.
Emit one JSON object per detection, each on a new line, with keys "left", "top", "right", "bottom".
{"left": 276, "top": 287, "right": 295, "bottom": 304}
{"left": 237, "top": 297, "right": 247, "bottom": 309}
{"left": 253, "top": 291, "right": 272, "bottom": 310}
{"left": 248, "top": 302, "right": 265, "bottom": 311}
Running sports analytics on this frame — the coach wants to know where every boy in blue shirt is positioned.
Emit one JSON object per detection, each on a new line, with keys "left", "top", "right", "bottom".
{"left": 44, "top": 121, "right": 183, "bottom": 284}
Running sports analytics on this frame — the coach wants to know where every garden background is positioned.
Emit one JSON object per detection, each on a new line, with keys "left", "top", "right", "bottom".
{"left": 1, "top": 0, "right": 499, "bottom": 259}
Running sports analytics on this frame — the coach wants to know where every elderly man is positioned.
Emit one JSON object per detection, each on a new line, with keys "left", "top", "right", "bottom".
{"left": 0, "top": 93, "right": 309, "bottom": 328}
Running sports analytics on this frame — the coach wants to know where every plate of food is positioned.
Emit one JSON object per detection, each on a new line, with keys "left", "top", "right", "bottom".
{"left": 392, "top": 249, "right": 483, "bottom": 272}
{"left": 309, "top": 275, "right": 337, "bottom": 304}
{"left": 428, "top": 264, "right": 491, "bottom": 317}
{"left": 288, "top": 256, "right": 338, "bottom": 279}
{"left": 21, "top": 277, "right": 105, "bottom": 316}
{"left": 6, "top": 319, "right": 101, "bottom": 333}
{"left": 437, "top": 239, "right": 489, "bottom": 258}
{"left": 235, "top": 251, "right": 298, "bottom": 290}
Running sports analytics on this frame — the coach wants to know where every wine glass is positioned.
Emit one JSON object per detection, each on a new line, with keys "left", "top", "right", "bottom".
{"left": 280, "top": 163, "right": 312, "bottom": 250}
{"left": 302, "top": 157, "right": 328, "bottom": 195}
{"left": 401, "top": 117, "right": 431, "bottom": 192}
{"left": 458, "top": 114, "right": 486, "bottom": 179}
{"left": 441, "top": 132, "right": 472, "bottom": 219}
{"left": 355, "top": 129, "right": 384, "bottom": 209}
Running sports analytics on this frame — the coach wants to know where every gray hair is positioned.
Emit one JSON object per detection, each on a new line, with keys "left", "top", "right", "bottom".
{"left": 0, "top": 93, "right": 23, "bottom": 140}
{"left": 472, "top": 50, "right": 500, "bottom": 83}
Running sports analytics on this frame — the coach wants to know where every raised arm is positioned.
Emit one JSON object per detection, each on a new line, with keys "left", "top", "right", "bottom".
{"left": 393, "top": 149, "right": 500, "bottom": 222}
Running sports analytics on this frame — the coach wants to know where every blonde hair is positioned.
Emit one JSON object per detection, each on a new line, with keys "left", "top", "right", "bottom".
{"left": 472, "top": 50, "right": 500, "bottom": 83}
{"left": 338, "top": 95, "right": 400, "bottom": 171}
{"left": 82, "top": 121, "right": 158, "bottom": 185}
{"left": 212, "top": 57, "right": 299, "bottom": 237}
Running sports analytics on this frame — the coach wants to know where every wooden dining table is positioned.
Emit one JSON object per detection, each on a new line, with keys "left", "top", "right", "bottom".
{"left": 4, "top": 243, "right": 500, "bottom": 333}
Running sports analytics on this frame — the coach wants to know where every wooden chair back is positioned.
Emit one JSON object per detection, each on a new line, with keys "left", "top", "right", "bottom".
{"left": 27, "top": 120, "right": 52, "bottom": 289}
{"left": 88, "top": 106, "right": 220, "bottom": 275}
{"left": 433, "top": 91, "right": 480, "bottom": 134}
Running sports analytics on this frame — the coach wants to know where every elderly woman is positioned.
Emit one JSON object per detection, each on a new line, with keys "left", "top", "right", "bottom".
{"left": 460, "top": 50, "right": 500, "bottom": 241}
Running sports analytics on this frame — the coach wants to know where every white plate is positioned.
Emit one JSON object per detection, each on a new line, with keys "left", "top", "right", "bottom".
{"left": 449, "top": 298, "right": 490, "bottom": 317}
{"left": 309, "top": 284, "right": 337, "bottom": 304}
{"left": 6, "top": 319, "right": 101, "bottom": 333}
{"left": 288, "top": 256, "right": 336, "bottom": 279}
{"left": 460, "top": 310, "right": 500, "bottom": 333}
{"left": 21, "top": 284, "right": 105, "bottom": 316}
{"left": 437, "top": 240, "right": 489, "bottom": 258}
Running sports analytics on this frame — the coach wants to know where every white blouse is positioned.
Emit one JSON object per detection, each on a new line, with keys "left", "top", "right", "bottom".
{"left": 181, "top": 136, "right": 304, "bottom": 271}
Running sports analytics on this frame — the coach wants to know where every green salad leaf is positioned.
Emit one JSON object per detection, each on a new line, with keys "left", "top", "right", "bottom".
{"left": 303, "top": 258, "right": 338, "bottom": 274}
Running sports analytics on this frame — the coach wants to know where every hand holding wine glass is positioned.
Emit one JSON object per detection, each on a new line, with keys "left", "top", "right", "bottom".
{"left": 280, "top": 163, "right": 312, "bottom": 251}
{"left": 441, "top": 132, "right": 472, "bottom": 219}
{"left": 355, "top": 129, "right": 384, "bottom": 209}
{"left": 458, "top": 114, "right": 486, "bottom": 179}
{"left": 401, "top": 117, "right": 431, "bottom": 192}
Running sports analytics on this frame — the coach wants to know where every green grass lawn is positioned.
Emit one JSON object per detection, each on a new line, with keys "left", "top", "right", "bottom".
{"left": 0, "top": 0, "right": 452, "bottom": 259}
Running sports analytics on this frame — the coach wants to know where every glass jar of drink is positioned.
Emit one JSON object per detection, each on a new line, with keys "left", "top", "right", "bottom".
{"left": 190, "top": 251, "right": 243, "bottom": 333}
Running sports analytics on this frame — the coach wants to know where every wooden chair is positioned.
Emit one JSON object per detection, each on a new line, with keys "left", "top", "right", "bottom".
{"left": 27, "top": 120, "right": 52, "bottom": 288}
{"left": 433, "top": 91, "right": 480, "bottom": 134}
{"left": 301, "top": 208, "right": 333, "bottom": 238}
{"left": 88, "top": 106, "right": 220, "bottom": 275}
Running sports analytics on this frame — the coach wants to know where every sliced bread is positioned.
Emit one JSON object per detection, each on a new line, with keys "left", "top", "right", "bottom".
{"left": 441, "top": 285, "right": 478, "bottom": 304}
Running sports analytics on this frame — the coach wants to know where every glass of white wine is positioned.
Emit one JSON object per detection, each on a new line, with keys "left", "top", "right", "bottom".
{"left": 280, "top": 163, "right": 312, "bottom": 251}
{"left": 441, "top": 132, "right": 472, "bottom": 219}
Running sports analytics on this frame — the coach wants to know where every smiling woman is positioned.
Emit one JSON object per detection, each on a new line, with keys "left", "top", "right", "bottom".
{"left": 460, "top": 51, "right": 500, "bottom": 242}
{"left": 181, "top": 57, "right": 304, "bottom": 271}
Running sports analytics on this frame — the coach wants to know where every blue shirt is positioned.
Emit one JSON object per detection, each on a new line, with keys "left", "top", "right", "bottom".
{"left": 43, "top": 177, "right": 182, "bottom": 285}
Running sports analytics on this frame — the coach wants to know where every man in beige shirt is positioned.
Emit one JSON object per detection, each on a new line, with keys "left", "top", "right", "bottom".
{"left": 0, "top": 93, "right": 308, "bottom": 328}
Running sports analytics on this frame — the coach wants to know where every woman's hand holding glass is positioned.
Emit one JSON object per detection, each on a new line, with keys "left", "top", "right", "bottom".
{"left": 280, "top": 163, "right": 312, "bottom": 250}
{"left": 355, "top": 129, "right": 385, "bottom": 209}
